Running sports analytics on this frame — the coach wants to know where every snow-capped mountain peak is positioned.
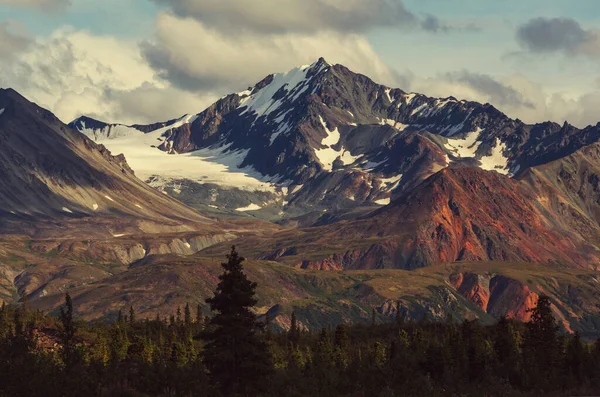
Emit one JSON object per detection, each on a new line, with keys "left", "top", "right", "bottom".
{"left": 238, "top": 58, "right": 330, "bottom": 120}
{"left": 70, "top": 59, "right": 600, "bottom": 222}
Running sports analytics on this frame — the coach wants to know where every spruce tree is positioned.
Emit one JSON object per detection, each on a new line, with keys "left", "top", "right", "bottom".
{"left": 493, "top": 316, "right": 522, "bottom": 385}
{"left": 176, "top": 306, "right": 182, "bottom": 325}
{"left": 395, "top": 301, "right": 404, "bottom": 326}
{"left": 184, "top": 303, "right": 192, "bottom": 328}
{"left": 334, "top": 324, "right": 350, "bottom": 369}
{"left": 564, "top": 331, "right": 584, "bottom": 386}
{"left": 202, "top": 246, "right": 273, "bottom": 396}
{"left": 523, "top": 295, "right": 559, "bottom": 389}
{"left": 59, "top": 293, "right": 77, "bottom": 369}
{"left": 129, "top": 305, "right": 135, "bottom": 325}
{"left": 288, "top": 311, "right": 299, "bottom": 346}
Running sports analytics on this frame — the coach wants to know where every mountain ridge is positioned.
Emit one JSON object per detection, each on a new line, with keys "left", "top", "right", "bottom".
{"left": 3, "top": 60, "right": 600, "bottom": 332}
{"left": 68, "top": 58, "right": 600, "bottom": 223}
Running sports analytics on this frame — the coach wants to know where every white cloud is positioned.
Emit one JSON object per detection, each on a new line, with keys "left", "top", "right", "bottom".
{"left": 0, "top": 27, "right": 213, "bottom": 124}
{"left": 0, "top": 20, "right": 33, "bottom": 58}
{"left": 406, "top": 71, "right": 600, "bottom": 128}
{"left": 1, "top": 13, "right": 599, "bottom": 130}
{"left": 142, "top": 12, "right": 398, "bottom": 93}
{"left": 150, "top": 0, "right": 417, "bottom": 34}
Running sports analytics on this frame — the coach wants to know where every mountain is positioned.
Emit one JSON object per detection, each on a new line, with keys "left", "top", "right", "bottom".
{"left": 72, "top": 58, "right": 600, "bottom": 224}
{"left": 0, "top": 88, "right": 218, "bottom": 238}
{"left": 2, "top": 58, "right": 600, "bottom": 334}
{"left": 238, "top": 164, "right": 597, "bottom": 271}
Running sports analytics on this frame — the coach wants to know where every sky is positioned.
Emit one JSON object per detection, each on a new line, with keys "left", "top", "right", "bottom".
{"left": 1, "top": 0, "right": 600, "bottom": 128}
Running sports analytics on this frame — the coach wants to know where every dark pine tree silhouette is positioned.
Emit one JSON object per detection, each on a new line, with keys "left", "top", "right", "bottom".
{"left": 288, "top": 311, "right": 299, "bottom": 346}
{"left": 129, "top": 305, "right": 135, "bottom": 325}
{"left": 59, "top": 293, "right": 77, "bottom": 369}
{"left": 523, "top": 295, "right": 560, "bottom": 389}
{"left": 202, "top": 246, "right": 273, "bottom": 396}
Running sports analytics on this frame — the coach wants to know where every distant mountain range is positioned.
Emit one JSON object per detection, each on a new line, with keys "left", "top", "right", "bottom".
{"left": 0, "top": 59, "right": 599, "bottom": 334}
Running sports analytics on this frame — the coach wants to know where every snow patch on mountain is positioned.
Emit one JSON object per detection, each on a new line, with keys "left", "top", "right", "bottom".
{"left": 380, "top": 174, "right": 403, "bottom": 191}
{"left": 382, "top": 119, "right": 409, "bottom": 131}
{"left": 340, "top": 150, "right": 361, "bottom": 165}
{"left": 239, "top": 62, "right": 321, "bottom": 120}
{"left": 479, "top": 139, "right": 509, "bottom": 175}
{"left": 444, "top": 128, "right": 483, "bottom": 159}
{"left": 94, "top": 115, "right": 277, "bottom": 192}
{"left": 384, "top": 88, "right": 393, "bottom": 103}
{"left": 404, "top": 93, "right": 417, "bottom": 105}
{"left": 314, "top": 116, "right": 339, "bottom": 169}
{"left": 76, "top": 120, "right": 144, "bottom": 141}
{"left": 235, "top": 203, "right": 262, "bottom": 212}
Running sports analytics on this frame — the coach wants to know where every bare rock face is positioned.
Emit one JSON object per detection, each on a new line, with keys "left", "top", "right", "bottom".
{"left": 487, "top": 275, "right": 539, "bottom": 322}
{"left": 449, "top": 273, "right": 491, "bottom": 311}
{"left": 450, "top": 272, "right": 539, "bottom": 322}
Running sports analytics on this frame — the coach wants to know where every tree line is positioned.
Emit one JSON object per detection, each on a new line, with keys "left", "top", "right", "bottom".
{"left": 0, "top": 247, "right": 599, "bottom": 396}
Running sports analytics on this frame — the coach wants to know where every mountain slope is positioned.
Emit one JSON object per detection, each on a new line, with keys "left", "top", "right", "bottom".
{"left": 0, "top": 88, "right": 211, "bottom": 237}
{"left": 205, "top": 163, "right": 600, "bottom": 271}
{"left": 72, "top": 58, "right": 600, "bottom": 223}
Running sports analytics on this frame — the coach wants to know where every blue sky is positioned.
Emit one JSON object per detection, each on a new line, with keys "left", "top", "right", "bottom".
{"left": 1, "top": 0, "right": 600, "bottom": 127}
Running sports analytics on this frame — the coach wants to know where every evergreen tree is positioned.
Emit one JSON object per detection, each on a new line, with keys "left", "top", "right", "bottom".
{"left": 0, "top": 301, "right": 9, "bottom": 339}
{"left": 564, "top": 331, "right": 584, "bottom": 386}
{"left": 184, "top": 303, "right": 192, "bottom": 328}
{"left": 334, "top": 324, "right": 350, "bottom": 369}
{"left": 129, "top": 306, "right": 135, "bottom": 325}
{"left": 59, "top": 293, "right": 77, "bottom": 369}
{"left": 109, "top": 324, "right": 130, "bottom": 364}
{"left": 288, "top": 312, "right": 299, "bottom": 346}
{"left": 176, "top": 306, "right": 182, "bottom": 325}
{"left": 202, "top": 246, "right": 273, "bottom": 396}
{"left": 265, "top": 311, "right": 272, "bottom": 341}
{"left": 523, "top": 295, "right": 559, "bottom": 389}
{"left": 493, "top": 316, "right": 522, "bottom": 385}
{"left": 395, "top": 301, "right": 404, "bottom": 326}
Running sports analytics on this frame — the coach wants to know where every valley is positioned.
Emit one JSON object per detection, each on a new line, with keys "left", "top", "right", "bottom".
{"left": 1, "top": 60, "right": 600, "bottom": 335}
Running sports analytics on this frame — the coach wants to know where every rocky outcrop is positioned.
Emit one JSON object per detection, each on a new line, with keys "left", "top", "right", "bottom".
{"left": 451, "top": 272, "right": 538, "bottom": 321}
{"left": 487, "top": 275, "right": 539, "bottom": 322}
{"left": 449, "top": 273, "right": 491, "bottom": 311}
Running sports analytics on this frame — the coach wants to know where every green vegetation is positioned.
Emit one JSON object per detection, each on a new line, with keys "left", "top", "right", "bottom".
{"left": 0, "top": 251, "right": 600, "bottom": 396}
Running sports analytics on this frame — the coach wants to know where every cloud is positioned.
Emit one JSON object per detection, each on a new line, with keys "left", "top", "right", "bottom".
{"left": 100, "top": 83, "right": 217, "bottom": 123}
{"left": 421, "top": 15, "right": 449, "bottom": 33}
{"left": 149, "top": 0, "right": 417, "bottom": 34}
{"left": 0, "top": 0, "right": 70, "bottom": 12}
{"left": 420, "top": 14, "right": 481, "bottom": 34}
{"left": 0, "top": 27, "right": 213, "bottom": 124}
{"left": 0, "top": 21, "right": 34, "bottom": 59}
{"left": 404, "top": 70, "right": 600, "bottom": 128}
{"left": 516, "top": 17, "right": 600, "bottom": 57}
{"left": 141, "top": 12, "right": 399, "bottom": 93}
{"left": 444, "top": 70, "right": 535, "bottom": 109}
